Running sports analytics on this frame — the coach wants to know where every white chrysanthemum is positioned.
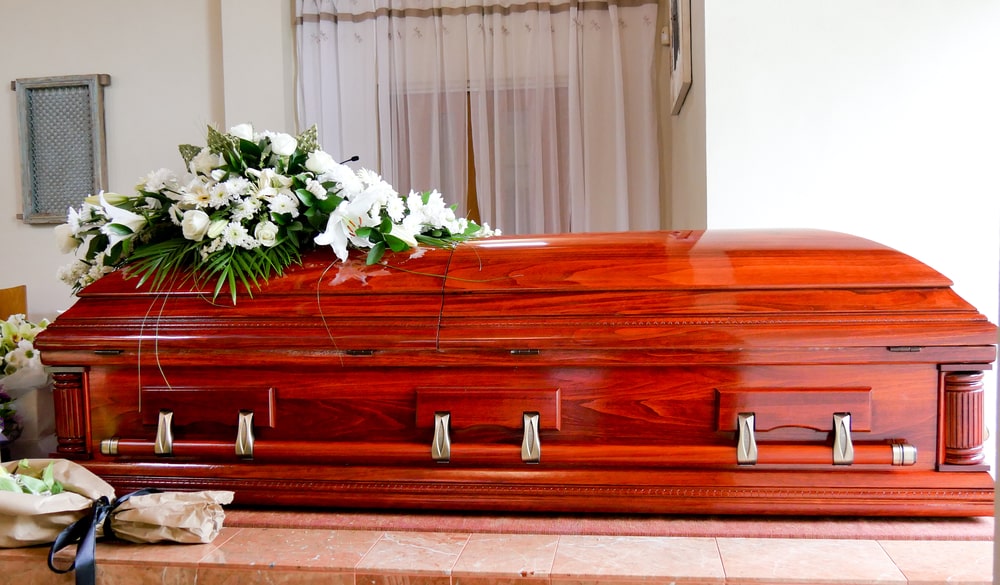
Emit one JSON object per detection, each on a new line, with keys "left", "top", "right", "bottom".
{"left": 267, "top": 192, "right": 300, "bottom": 217}
{"left": 222, "top": 222, "right": 253, "bottom": 249}
{"left": 322, "top": 164, "right": 364, "bottom": 195}
{"left": 207, "top": 184, "right": 232, "bottom": 209}
{"left": 140, "top": 168, "right": 178, "bottom": 192}
{"left": 222, "top": 177, "right": 252, "bottom": 198}
{"left": 385, "top": 194, "right": 406, "bottom": 223}
{"left": 231, "top": 198, "right": 262, "bottom": 222}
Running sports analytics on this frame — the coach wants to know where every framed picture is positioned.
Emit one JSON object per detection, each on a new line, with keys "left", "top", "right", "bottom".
{"left": 668, "top": 0, "right": 691, "bottom": 115}
{"left": 13, "top": 74, "right": 111, "bottom": 224}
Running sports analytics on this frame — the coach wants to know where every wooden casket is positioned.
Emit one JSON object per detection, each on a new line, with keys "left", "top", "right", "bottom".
{"left": 36, "top": 229, "right": 997, "bottom": 516}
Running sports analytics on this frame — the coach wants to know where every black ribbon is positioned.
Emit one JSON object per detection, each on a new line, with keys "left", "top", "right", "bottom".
{"left": 47, "top": 488, "right": 161, "bottom": 585}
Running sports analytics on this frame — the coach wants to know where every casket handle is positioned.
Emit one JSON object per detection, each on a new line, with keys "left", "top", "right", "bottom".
{"left": 431, "top": 412, "right": 451, "bottom": 462}
{"left": 154, "top": 409, "right": 173, "bottom": 456}
{"left": 736, "top": 413, "right": 757, "bottom": 465}
{"left": 236, "top": 410, "right": 255, "bottom": 459}
{"left": 832, "top": 412, "right": 854, "bottom": 465}
{"left": 521, "top": 412, "right": 541, "bottom": 463}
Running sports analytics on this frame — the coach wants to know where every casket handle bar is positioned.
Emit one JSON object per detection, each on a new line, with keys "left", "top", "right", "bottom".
{"left": 154, "top": 409, "right": 173, "bottom": 456}
{"left": 236, "top": 410, "right": 255, "bottom": 459}
{"left": 431, "top": 411, "right": 540, "bottom": 463}
{"left": 736, "top": 411, "right": 914, "bottom": 466}
{"left": 97, "top": 438, "right": 917, "bottom": 467}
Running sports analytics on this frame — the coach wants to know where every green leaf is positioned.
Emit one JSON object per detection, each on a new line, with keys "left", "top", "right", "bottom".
{"left": 295, "top": 188, "right": 316, "bottom": 207}
{"left": 296, "top": 125, "right": 319, "bottom": 154}
{"left": 206, "top": 125, "right": 236, "bottom": 153}
{"left": 15, "top": 474, "right": 48, "bottom": 495}
{"left": 366, "top": 241, "right": 386, "bottom": 265}
{"left": 106, "top": 223, "right": 134, "bottom": 236}
{"left": 385, "top": 234, "right": 411, "bottom": 253}
{"left": 178, "top": 144, "right": 203, "bottom": 168}
{"left": 0, "top": 476, "right": 19, "bottom": 493}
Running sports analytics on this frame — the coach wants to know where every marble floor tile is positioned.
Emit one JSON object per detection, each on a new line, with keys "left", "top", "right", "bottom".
{"left": 717, "top": 538, "right": 907, "bottom": 585}
{"left": 452, "top": 533, "right": 559, "bottom": 584}
{"left": 551, "top": 535, "right": 726, "bottom": 584}
{"left": 355, "top": 530, "right": 471, "bottom": 585}
{"left": 878, "top": 539, "right": 993, "bottom": 585}
{"left": 199, "top": 527, "right": 382, "bottom": 571}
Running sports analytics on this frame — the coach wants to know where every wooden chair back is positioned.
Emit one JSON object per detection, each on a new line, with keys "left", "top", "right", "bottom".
{"left": 0, "top": 285, "right": 27, "bottom": 319}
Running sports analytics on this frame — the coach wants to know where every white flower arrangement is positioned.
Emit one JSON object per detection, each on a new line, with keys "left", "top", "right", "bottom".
{"left": 57, "top": 124, "right": 498, "bottom": 303}
{"left": 0, "top": 314, "right": 50, "bottom": 442}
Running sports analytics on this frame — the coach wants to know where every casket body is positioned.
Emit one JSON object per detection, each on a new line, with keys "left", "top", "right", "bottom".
{"left": 37, "top": 230, "right": 997, "bottom": 516}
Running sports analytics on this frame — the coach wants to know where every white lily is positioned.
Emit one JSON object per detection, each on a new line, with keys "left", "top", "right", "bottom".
{"left": 98, "top": 192, "right": 147, "bottom": 248}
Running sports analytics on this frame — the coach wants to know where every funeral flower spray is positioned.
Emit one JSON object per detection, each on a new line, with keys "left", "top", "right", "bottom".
{"left": 57, "top": 124, "right": 497, "bottom": 303}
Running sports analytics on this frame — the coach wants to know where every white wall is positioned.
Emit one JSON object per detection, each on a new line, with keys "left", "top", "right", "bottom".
{"left": 0, "top": 0, "right": 294, "bottom": 323}
{"left": 682, "top": 0, "right": 1000, "bottom": 556}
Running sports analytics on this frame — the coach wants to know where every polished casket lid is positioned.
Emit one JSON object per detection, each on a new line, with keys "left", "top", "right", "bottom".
{"left": 38, "top": 229, "right": 997, "bottom": 363}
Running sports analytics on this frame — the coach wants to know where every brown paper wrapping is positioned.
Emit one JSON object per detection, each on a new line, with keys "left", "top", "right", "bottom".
{"left": 106, "top": 490, "right": 234, "bottom": 544}
{"left": 1, "top": 458, "right": 235, "bottom": 548}
{"left": 0, "top": 458, "right": 116, "bottom": 548}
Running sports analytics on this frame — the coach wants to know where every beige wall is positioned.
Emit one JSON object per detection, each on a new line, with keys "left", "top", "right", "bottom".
{"left": 0, "top": 0, "right": 294, "bottom": 322}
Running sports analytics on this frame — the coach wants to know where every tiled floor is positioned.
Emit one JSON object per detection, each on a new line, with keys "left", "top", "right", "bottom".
{"left": 0, "top": 525, "right": 992, "bottom": 584}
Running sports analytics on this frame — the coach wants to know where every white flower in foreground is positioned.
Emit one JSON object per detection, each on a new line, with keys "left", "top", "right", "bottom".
{"left": 305, "top": 150, "right": 337, "bottom": 174}
{"left": 229, "top": 123, "right": 254, "bottom": 140}
{"left": 181, "top": 209, "right": 211, "bottom": 241}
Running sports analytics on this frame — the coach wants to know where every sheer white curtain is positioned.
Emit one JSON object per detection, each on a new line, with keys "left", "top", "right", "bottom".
{"left": 296, "top": 0, "right": 660, "bottom": 234}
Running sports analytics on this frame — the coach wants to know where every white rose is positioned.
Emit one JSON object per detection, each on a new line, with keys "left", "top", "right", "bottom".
{"left": 181, "top": 209, "right": 211, "bottom": 241}
{"left": 269, "top": 133, "right": 298, "bottom": 156}
{"left": 254, "top": 221, "right": 280, "bottom": 247}
{"left": 54, "top": 223, "right": 80, "bottom": 254}
{"left": 305, "top": 150, "right": 337, "bottom": 174}
{"left": 229, "top": 123, "right": 254, "bottom": 140}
